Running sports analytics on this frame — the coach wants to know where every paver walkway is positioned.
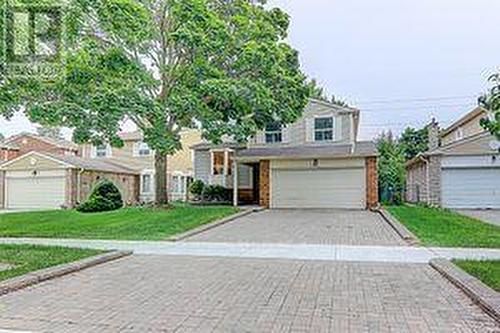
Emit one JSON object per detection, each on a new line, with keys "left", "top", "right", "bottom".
{"left": 0, "top": 255, "right": 497, "bottom": 332}
{"left": 1, "top": 238, "right": 500, "bottom": 263}
{"left": 188, "top": 209, "right": 406, "bottom": 246}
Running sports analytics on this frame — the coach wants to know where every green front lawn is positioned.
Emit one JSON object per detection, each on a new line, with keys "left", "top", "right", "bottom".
{"left": 453, "top": 260, "right": 500, "bottom": 292}
{"left": 0, "top": 244, "right": 102, "bottom": 282}
{"left": 0, "top": 205, "right": 239, "bottom": 240}
{"left": 386, "top": 205, "right": 500, "bottom": 248}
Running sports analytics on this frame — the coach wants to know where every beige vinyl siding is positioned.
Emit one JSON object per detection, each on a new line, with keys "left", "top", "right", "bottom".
{"left": 1, "top": 155, "right": 67, "bottom": 171}
{"left": 441, "top": 112, "right": 488, "bottom": 146}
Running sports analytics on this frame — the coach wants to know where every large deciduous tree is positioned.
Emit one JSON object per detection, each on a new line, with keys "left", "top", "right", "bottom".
{"left": 377, "top": 131, "right": 406, "bottom": 204}
{"left": 480, "top": 73, "right": 500, "bottom": 140}
{"left": 399, "top": 126, "right": 428, "bottom": 161}
{"left": 0, "top": 0, "right": 310, "bottom": 204}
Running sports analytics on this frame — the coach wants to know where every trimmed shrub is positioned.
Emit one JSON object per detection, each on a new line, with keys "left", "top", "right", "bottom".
{"left": 189, "top": 179, "right": 205, "bottom": 197}
{"left": 77, "top": 180, "right": 123, "bottom": 213}
{"left": 201, "top": 185, "right": 232, "bottom": 203}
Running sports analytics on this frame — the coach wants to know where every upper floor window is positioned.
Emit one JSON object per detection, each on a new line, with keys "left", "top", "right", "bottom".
{"left": 95, "top": 144, "right": 109, "bottom": 158}
{"left": 137, "top": 141, "right": 151, "bottom": 156}
{"left": 265, "top": 122, "right": 283, "bottom": 144}
{"left": 455, "top": 127, "right": 464, "bottom": 141}
{"left": 314, "top": 117, "right": 334, "bottom": 142}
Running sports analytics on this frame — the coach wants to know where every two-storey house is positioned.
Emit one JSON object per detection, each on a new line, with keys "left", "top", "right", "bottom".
{"left": 406, "top": 106, "right": 500, "bottom": 208}
{"left": 192, "top": 99, "right": 379, "bottom": 209}
{"left": 80, "top": 129, "right": 201, "bottom": 202}
{"left": 1, "top": 132, "right": 79, "bottom": 161}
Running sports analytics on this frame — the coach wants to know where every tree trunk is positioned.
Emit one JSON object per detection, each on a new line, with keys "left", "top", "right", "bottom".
{"left": 155, "top": 153, "right": 169, "bottom": 206}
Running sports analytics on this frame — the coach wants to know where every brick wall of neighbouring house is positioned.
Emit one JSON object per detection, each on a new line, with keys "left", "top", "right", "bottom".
{"left": 78, "top": 171, "right": 140, "bottom": 207}
{"left": 428, "top": 155, "right": 442, "bottom": 206}
{"left": 10, "top": 136, "right": 76, "bottom": 157}
{"left": 1, "top": 149, "right": 20, "bottom": 162}
{"left": 259, "top": 160, "right": 270, "bottom": 208}
{"left": 0, "top": 171, "right": 4, "bottom": 209}
{"left": 406, "top": 160, "right": 428, "bottom": 204}
{"left": 365, "top": 157, "right": 379, "bottom": 209}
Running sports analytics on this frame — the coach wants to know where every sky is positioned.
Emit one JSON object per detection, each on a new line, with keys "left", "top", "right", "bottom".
{"left": 1, "top": 0, "right": 499, "bottom": 140}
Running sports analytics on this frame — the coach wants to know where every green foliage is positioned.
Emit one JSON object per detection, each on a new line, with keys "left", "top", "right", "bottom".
{"left": 399, "top": 126, "right": 429, "bottom": 160}
{"left": 306, "top": 79, "right": 350, "bottom": 107}
{"left": 77, "top": 180, "right": 123, "bottom": 213}
{"left": 0, "top": 0, "right": 310, "bottom": 203}
{"left": 454, "top": 260, "right": 500, "bottom": 292}
{"left": 189, "top": 179, "right": 205, "bottom": 196}
{"left": 479, "top": 73, "right": 500, "bottom": 140}
{"left": 377, "top": 131, "right": 406, "bottom": 205}
{"left": 201, "top": 184, "right": 232, "bottom": 202}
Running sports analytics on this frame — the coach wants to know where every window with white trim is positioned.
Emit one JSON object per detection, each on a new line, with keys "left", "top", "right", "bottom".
{"left": 314, "top": 117, "right": 334, "bottom": 142}
{"left": 265, "top": 122, "right": 282, "bottom": 144}
{"left": 137, "top": 141, "right": 151, "bottom": 156}
{"left": 171, "top": 175, "right": 185, "bottom": 194}
{"left": 95, "top": 144, "right": 109, "bottom": 157}
{"left": 141, "top": 174, "right": 152, "bottom": 194}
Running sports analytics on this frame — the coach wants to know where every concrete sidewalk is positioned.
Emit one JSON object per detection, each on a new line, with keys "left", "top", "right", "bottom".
{"left": 1, "top": 237, "right": 499, "bottom": 264}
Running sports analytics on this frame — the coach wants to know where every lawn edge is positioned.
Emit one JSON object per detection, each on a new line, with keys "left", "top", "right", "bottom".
{"left": 0, "top": 250, "right": 132, "bottom": 296}
{"left": 377, "top": 208, "right": 421, "bottom": 246}
{"left": 168, "top": 207, "right": 264, "bottom": 242}
{"left": 430, "top": 258, "right": 500, "bottom": 324}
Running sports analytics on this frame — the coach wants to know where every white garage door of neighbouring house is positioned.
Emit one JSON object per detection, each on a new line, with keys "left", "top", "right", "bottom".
{"left": 442, "top": 168, "right": 500, "bottom": 209}
{"left": 271, "top": 168, "right": 366, "bottom": 209}
{"left": 6, "top": 173, "right": 66, "bottom": 210}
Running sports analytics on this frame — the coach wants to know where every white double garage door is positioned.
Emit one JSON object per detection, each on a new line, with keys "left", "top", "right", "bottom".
{"left": 5, "top": 170, "right": 66, "bottom": 210}
{"left": 270, "top": 159, "right": 366, "bottom": 209}
{"left": 442, "top": 155, "right": 500, "bottom": 209}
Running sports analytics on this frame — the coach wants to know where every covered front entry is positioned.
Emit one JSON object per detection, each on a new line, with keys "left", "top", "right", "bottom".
{"left": 271, "top": 167, "right": 366, "bottom": 209}
{"left": 442, "top": 168, "right": 500, "bottom": 209}
{"left": 5, "top": 170, "right": 66, "bottom": 210}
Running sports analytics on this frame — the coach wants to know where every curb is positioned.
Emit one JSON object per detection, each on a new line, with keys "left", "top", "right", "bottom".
{"left": 168, "top": 207, "right": 264, "bottom": 242}
{"left": 430, "top": 259, "right": 500, "bottom": 324}
{"left": 0, "top": 250, "right": 132, "bottom": 296}
{"left": 377, "top": 208, "right": 421, "bottom": 246}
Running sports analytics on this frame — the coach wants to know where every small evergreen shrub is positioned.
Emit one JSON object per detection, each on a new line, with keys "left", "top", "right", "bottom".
{"left": 189, "top": 180, "right": 205, "bottom": 197}
{"left": 77, "top": 180, "right": 123, "bottom": 213}
{"left": 201, "top": 185, "right": 232, "bottom": 202}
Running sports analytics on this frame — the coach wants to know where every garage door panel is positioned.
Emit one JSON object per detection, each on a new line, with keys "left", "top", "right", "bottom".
{"left": 442, "top": 168, "right": 500, "bottom": 209}
{"left": 6, "top": 176, "right": 66, "bottom": 210}
{"left": 271, "top": 168, "right": 366, "bottom": 209}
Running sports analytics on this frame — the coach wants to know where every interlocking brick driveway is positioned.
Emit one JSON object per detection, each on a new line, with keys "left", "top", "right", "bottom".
{"left": 0, "top": 255, "right": 497, "bottom": 332}
{"left": 188, "top": 209, "right": 405, "bottom": 246}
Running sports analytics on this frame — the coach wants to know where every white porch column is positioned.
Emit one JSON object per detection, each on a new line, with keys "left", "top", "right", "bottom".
{"left": 233, "top": 160, "right": 239, "bottom": 207}
{"left": 223, "top": 150, "right": 229, "bottom": 187}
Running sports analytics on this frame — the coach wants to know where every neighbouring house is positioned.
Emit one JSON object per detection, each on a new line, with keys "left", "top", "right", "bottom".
{"left": 2, "top": 132, "right": 79, "bottom": 158}
{"left": 80, "top": 129, "right": 202, "bottom": 202}
{"left": 0, "top": 141, "right": 20, "bottom": 163}
{"left": 406, "top": 106, "right": 500, "bottom": 209}
{"left": 0, "top": 151, "right": 139, "bottom": 210}
{"left": 192, "top": 99, "right": 379, "bottom": 209}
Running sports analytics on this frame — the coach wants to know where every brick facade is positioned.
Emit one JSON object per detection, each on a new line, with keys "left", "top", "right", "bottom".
{"left": 259, "top": 160, "right": 270, "bottom": 208}
{"left": 78, "top": 170, "right": 140, "bottom": 206}
{"left": 9, "top": 135, "right": 77, "bottom": 157}
{"left": 0, "top": 149, "right": 20, "bottom": 163}
{"left": 406, "top": 155, "right": 442, "bottom": 206}
{"left": 365, "top": 157, "right": 379, "bottom": 209}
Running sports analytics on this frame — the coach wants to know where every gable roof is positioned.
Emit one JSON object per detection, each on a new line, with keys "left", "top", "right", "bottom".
{"left": 0, "top": 140, "right": 20, "bottom": 150}
{"left": 440, "top": 106, "right": 489, "bottom": 138}
{"left": 5, "top": 132, "right": 78, "bottom": 151}
{"left": 0, "top": 151, "right": 139, "bottom": 174}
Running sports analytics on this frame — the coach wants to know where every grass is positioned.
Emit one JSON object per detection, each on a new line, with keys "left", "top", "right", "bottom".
{"left": 0, "top": 244, "right": 102, "bottom": 282}
{"left": 386, "top": 205, "right": 500, "bottom": 248}
{"left": 453, "top": 260, "right": 500, "bottom": 292}
{"left": 0, "top": 205, "right": 240, "bottom": 241}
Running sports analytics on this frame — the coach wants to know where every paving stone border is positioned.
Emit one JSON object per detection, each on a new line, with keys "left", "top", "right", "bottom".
{"left": 430, "top": 258, "right": 500, "bottom": 324}
{"left": 168, "top": 207, "right": 265, "bottom": 242}
{"left": 0, "top": 250, "right": 132, "bottom": 296}
{"left": 377, "top": 208, "right": 421, "bottom": 246}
